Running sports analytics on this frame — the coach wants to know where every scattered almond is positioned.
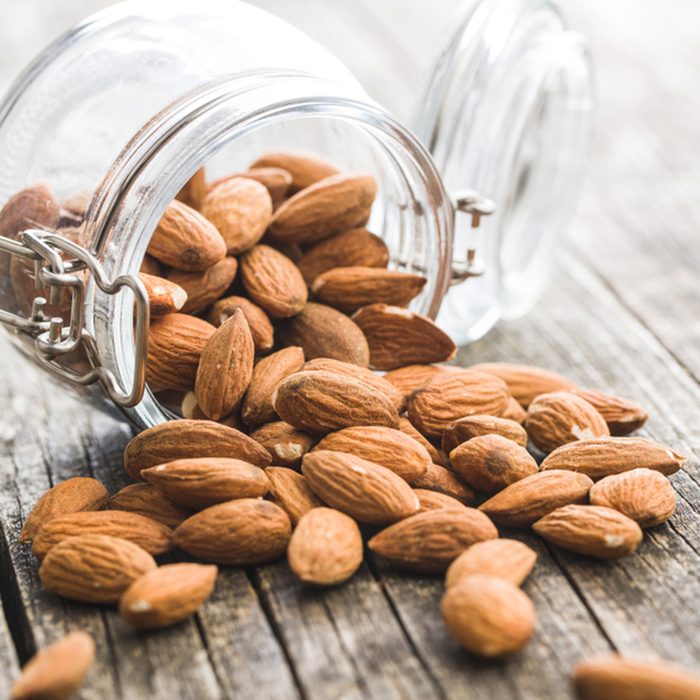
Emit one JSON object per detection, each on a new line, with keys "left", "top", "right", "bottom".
{"left": 250, "top": 421, "right": 315, "bottom": 468}
{"left": 384, "top": 363, "right": 455, "bottom": 399}
{"left": 139, "top": 272, "right": 188, "bottom": 317}
{"left": 207, "top": 295, "right": 274, "bottom": 354}
{"left": 445, "top": 539, "right": 537, "bottom": 588}
{"left": 399, "top": 417, "right": 449, "bottom": 467}
{"left": 167, "top": 256, "right": 238, "bottom": 314}
{"left": 265, "top": 467, "right": 323, "bottom": 526}
{"left": 570, "top": 388, "right": 648, "bottom": 436}
{"left": 442, "top": 414, "right": 528, "bottom": 453}
{"left": 250, "top": 151, "right": 339, "bottom": 193}
{"left": 109, "top": 483, "right": 194, "bottom": 529}
{"left": 413, "top": 489, "right": 470, "bottom": 513}
{"left": 411, "top": 462, "right": 476, "bottom": 505}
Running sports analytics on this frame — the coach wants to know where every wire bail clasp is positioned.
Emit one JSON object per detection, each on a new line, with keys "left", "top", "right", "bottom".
{"left": 449, "top": 189, "right": 496, "bottom": 284}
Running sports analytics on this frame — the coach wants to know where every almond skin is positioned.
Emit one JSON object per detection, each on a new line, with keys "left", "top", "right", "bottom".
{"left": 312, "top": 266, "right": 426, "bottom": 313}
{"left": 302, "top": 450, "right": 419, "bottom": 525}
{"left": 207, "top": 295, "right": 274, "bottom": 355}
{"left": 240, "top": 244, "right": 308, "bottom": 318}
{"left": 124, "top": 419, "right": 271, "bottom": 480}
{"left": 449, "top": 434, "right": 538, "bottom": 495}
{"left": 533, "top": 504, "right": 643, "bottom": 558}
{"left": 502, "top": 397, "right": 528, "bottom": 424}
{"left": 250, "top": 421, "right": 315, "bottom": 469}
{"left": 173, "top": 498, "right": 291, "bottom": 565}
{"left": 109, "top": 483, "right": 194, "bottom": 529}
{"left": 411, "top": 462, "right": 476, "bottom": 505}
{"left": 479, "top": 470, "right": 593, "bottom": 527}
{"left": 264, "top": 467, "right": 323, "bottom": 525}
{"left": 139, "top": 272, "right": 187, "bottom": 317}
{"left": 119, "top": 563, "right": 218, "bottom": 630}
{"left": 32, "top": 510, "right": 173, "bottom": 559}
{"left": 176, "top": 167, "right": 207, "bottom": 210}
{"left": 250, "top": 150, "right": 339, "bottom": 193}
{"left": 167, "top": 256, "right": 238, "bottom": 314}
{"left": 146, "top": 313, "right": 216, "bottom": 392}
{"left": 10, "top": 631, "right": 94, "bottom": 700}
{"left": 241, "top": 346, "right": 305, "bottom": 427}
{"left": 194, "top": 309, "right": 255, "bottom": 420}
{"left": 140, "top": 254, "right": 162, "bottom": 277}
{"left": 407, "top": 369, "right": 511, "bottom": 439}
{"left": 469, "top": 362, "right": 574, "bottom": 408}
{"left": 351, "top": 304, "right": 457, "bottom": 370}
{"left": 278, "top": 302, "right": 370, "bottom": 367}
{"left": 445, "top": 539, "right": 537, "bottom": 588}
{"left": 270, "top": 173, "right": 376, "bottom": 244}
{"left": 0, "top": 184, "right": 60, "bottom": 241}
{"left": 572, "top": 654, "right": 700, "bottom": 700}
{"left": 540, "top": 436, "right": 687, "bottom": 479}
{"left": 525, "top": 391, "right": 610, "bottom": 453}
{"left": 201, "top": 177, "right": 272, "bottom": 254}
{"left": 39, "top": 534, "right": 156, "bottom": 604}
{"left": 414, "top": 489, "right": 470, "bottom": 513}
{"left": 141, "top": 458, "right": 269, "bottom": 510}
{"left": 399, "top": 417, "right": 449, "bottom": 467}
{"left": 20, "top": 477, "right": 108, "bottom": 543}
{"left": 441, "top": 575, "right": 536, "bottom": 658}
{"left": 589, "top": 468, "right": 676, "bottom": 528}
{"left": 384, "top": 364, "right": 456, "bottom": 399}
{"left": 274, "top": 370, "right": 400, "bottom": 434}
{"left": 315, "top": 426, "right": 431, "bottom": 484}
{"left": 297, "top": 228, "right": 389, "bottom": 285}
{"left": 570, "top": 388, "right": 648, "bottom": 436}
{"left": 148, "top": 199, "right": 226, "bottom": 271}
{"left": 288, "top": 508, "right": 363, "bottom": 586}
{"left": 207, "top": 168, "right": 292, "bottom": 208}
{"left": 442, "top": 415, "right": 529, "bottom": 453}
{"left": 368, "top": 508, "right": 498, "bottom": 573}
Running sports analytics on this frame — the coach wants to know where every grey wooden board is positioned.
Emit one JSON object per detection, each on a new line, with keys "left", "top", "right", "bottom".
{"left": 1, "top": 0, "right": 700, "bottom": 698}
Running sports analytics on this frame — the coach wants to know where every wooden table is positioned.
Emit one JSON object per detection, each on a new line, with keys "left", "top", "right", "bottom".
{"left": 1, "top": 1, "right": 699, "bottom": 697}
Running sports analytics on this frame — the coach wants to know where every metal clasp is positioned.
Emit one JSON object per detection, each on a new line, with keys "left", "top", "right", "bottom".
{"left": 450, "top": 189, "right": 496, "bottom": 284}
{"left": 0, "top": 229, "right": 149, "bottom": 407}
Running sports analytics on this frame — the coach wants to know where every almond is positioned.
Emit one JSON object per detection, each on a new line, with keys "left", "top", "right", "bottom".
{"left": 240, "top": 244, "right": 308, "bottom": 318}
{"left": 525, "top": 391, "right": 609, "bottom": 453}
{"left": 502, "top": 396, "right": 528, "bottom": 424}
{"left": 146, "top": 313, "right": 216, "bottom": 392}
{"left": 479, "top": 470, "right": 593, "bottom": 527}
{"left": 201, "top": 177, "right": 272, "bottom": 254}
{"left": 32, "top": 510, "right": 173, "bottom": 559}
{"left": 368, "top": 508, "right": 497, "bottom": 573}
{"left": 208, "top": 167, "right": 292, "bottom": 208}
{"left": 124, "top": 419, "right": 271, "bottom": 480}
{"left": 176, "top": 167, "right": 207, "bottom": 210}
{"left": 540, "top": 436, "right": 686, "bottom": 479}
{"left": 411, "top": 462, "right": 476, "bottom": 505}
{"left": 119, "top": 563, "right": 218, "bottom": 630}
{"left": 407, "top": 369, "right": 511, "bottom": 439}
{"left": 274, "top": 370, "right": 400, "bottom": 433}
{"left": 110, "top": 483, "right": 194, "bottom": 529}
{"left": 351, "top": 304, "right": 457, "bottom": 370}
{"left": 469, "top": 362, "right": 574, "bottom": 408}
{"left": 10, "top": 631, "right": 94, "bottom": 700}
{"left": 572, "top": 654, "right": 700, "bottom": 700}
{"left": 449, "top": 435, "right": 538, "bottom": 495}
{"left": 139, "top": 272, "right": 187, "bottom": 316}
{"left": 533, "top": 504, "right": 643, "bottom": 558}
{"left": 303, "top": 358, "right": 403, "bottom": 410}
{"left": 241, "top": 347, "right": 305, "bottom": 427}
{"left": 278, "top": 302, "right": 370, "bottom": 367}
{"left": 570, "top": 388, "right": 648, "bottom": 436}
{"left": 250, "top": 150, "right": 339, "bottom": 193}
{"left": 148, "top": 200, "right": 226, "bottom": 271}
{"left": 311, "top": 266, "right": 426, "bottom": 313}
{"left": 589, "top": 468, "right": 676, "bottom": 528}
{"left": 288, "top": 508, "right": 363, "bottom": 586}
{"left": 20, "top": 477, "right": 108, "bottom": 543}
{"left": 398, "top": 417, "right": 449, "bottom": 467}
{"left": 167, "top": 256, "right": 238, "bottom": 314}
{"left": 270, "top": 173, "right": 376, "bottom": 244}
{"left": 194, "top": 309, "right": 255, "bottom": 420}
{"left": 264, "top": 467, "right": 323, "bottom": 525}
{"left": 296, "top": 228, "right": 389, "bottom": 284}
{"left": 39, "top": 534, "right": 156, "bottom": 604}
{"left": 414, "top": 489, "right": 470, "bottom": 513}
{"left": 442, "top": 415, "right": 529, "bottom": 453}
{"left": 302, "top": 450, "right": 419, "bottom": 525}
{"left": 141, "top": 458, "right": 269, "bottom": 510}
{"left": 315, "top": 426, "right": 431, "bottom": 484}
{"left": 173, "top": 499, "right": 291, "bottom": 565}
{"left": 445, "top": 540, "right": 537, "bottom": 588}
{"left": 384, "top": 364, "right": 454, "bottom": 398}
{"left": 61, "top": 190, "right": 91, "bottom": 222}
{"left": 441, "top": 575, "right": 536, "bottom": 657}
{"left": 140, "top": 254, "right": 162, "bottom": 277}
{"left": 250, "top": 421, "right": 315, "bottom": 469}
{"left": 207, "top": 295, "right": 274, "bottom": 354}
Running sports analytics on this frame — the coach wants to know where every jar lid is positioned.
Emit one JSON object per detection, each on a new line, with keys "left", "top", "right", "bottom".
{"left": 413, "top": 0, "right": 593, "bottom": 343}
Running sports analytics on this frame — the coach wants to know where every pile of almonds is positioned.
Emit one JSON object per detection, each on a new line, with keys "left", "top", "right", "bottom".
{"left": 3, "top": 152, "right": 699, "bottom": 700}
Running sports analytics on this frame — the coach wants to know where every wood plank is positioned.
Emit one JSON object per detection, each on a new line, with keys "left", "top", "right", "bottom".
{"left": 0, "top": 581, "right": 20, "bottom": 699}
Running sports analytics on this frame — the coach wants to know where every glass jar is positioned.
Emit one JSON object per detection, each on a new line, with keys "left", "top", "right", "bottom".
{"left": 0, "top": 0, "right": 591, "bottom": 428}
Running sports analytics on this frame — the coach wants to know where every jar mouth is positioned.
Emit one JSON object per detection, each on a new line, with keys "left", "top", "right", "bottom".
{"left": 88, "top": 71, "right": 453, "bottom": 428}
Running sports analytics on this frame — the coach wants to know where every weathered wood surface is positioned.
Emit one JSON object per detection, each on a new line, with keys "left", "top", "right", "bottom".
{"left": 1, "top": 0, "right": 699, "bottom": 698}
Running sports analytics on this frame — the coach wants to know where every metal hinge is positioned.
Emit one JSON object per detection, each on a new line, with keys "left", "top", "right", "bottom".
{"left": 450, "top": 189, "right": 496, "bottom": 284}
{"left": 0, "top": 229, "right": 149, "bottom": 407}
